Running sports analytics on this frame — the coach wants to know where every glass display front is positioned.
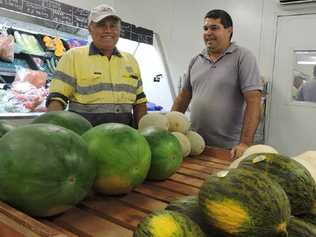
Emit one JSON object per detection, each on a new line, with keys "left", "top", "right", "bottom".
{"left": 293, "top": 50, "right": 316, "bottom": 103}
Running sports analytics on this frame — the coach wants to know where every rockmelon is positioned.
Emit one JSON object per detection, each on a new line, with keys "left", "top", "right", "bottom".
{"left": 166, "top": 111, "right": 190, "bottom": 133}
{"left": 186, "top": 131, "right": 205, "bottom": 156}
{"left": 133, "top": 210, "right": 206, "bottom": 237}
{"left": 229, "top": 144, "right": 278, "bottom": 169}
{"left": 138, "top": 113, "right": 169, "bottom": 130}
{"left": 199, "top": 167, "right": 290, "bottom": 237}
{"left": 172, "top": 132, "right": 191, "bottom": 158}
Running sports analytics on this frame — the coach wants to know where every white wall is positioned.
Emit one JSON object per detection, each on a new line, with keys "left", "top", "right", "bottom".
{"left": 60, "top": 0, "right": 265, "bottom": 92}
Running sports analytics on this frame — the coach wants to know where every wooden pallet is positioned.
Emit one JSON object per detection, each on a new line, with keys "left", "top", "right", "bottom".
{"left": 0, "top": 147, "right": 231, "bottom": 237}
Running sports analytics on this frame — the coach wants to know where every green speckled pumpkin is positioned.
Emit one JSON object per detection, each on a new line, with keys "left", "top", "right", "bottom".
{"left": 288, "top": 216, "right": 316, "bottom": 237}
{"left": 134, "top": 210, "right": 206, "bottom": 237}
{"left": 199, "top": 167, "right": 290, "bottom": 237}
{"left": 239, "top": 153, "right": 316, "bottom": 215}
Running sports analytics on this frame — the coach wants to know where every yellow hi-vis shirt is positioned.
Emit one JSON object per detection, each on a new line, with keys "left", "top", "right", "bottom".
{"left": 47, "top": 44, "right": 147, "bottom": 114}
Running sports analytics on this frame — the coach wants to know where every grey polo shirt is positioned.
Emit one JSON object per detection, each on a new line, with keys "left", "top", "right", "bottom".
{"left": 183, "top": 43, "right": 262, "bottom": 149}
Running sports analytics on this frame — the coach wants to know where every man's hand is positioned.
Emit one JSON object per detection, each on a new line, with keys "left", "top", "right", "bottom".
{"left": 230, "top": 143, "right": 249, "bottom": 160}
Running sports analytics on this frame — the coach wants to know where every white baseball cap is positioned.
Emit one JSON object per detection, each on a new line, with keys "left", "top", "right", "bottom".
{"left": 88, "top": 4, "right": 121, "bottom": 24}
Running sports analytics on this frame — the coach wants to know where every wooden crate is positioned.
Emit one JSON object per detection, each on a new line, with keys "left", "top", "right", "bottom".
{"left": 0, "top": 147, "right": 231, "bottom": 237}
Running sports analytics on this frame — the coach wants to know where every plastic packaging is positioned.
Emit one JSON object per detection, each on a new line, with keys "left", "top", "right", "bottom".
{"left": 0, "top": 34, "right": 14, "bottom": 62}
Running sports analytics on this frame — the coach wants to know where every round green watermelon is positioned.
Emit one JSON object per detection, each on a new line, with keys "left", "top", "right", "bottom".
{"left": 140, "top": 127, "right": 183, "bottom": 180}
{"left": 0, "top": 120, "right": 15, "bottom": 137}
{"left": 199, "top": 167, "right": 290, "bottom": 237}
{"left": 82, "top": 123, "right": 151, "bottom": 195}
{"left": 0, "top": 124, "right": 96, "bottom": 217}
{"left": 32, "top": 111, "right": 92, "bottom": 135}
{"left": 239, "top": 153, "right": 316, "bottom": 215}
{"left": 134, "top": 210, "right": 206, "bottom": 237}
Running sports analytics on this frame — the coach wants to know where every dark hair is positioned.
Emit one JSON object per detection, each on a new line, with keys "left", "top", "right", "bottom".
{"left": 205, "top": 9, "right": 233, "bottom": 40}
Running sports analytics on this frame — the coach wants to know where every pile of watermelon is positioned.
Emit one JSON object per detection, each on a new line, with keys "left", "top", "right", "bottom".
{"left": 134, "top": 144, "right": 316, "bottom": 237}
{"left": 0, "top": 111, "right": 195, "bottom": 217}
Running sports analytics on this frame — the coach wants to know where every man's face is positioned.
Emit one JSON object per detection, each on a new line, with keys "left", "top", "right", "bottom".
{"left": 89, "top": 17, "right": 121, "bottom": 54}
{"left": 203, "top": 18, "right": 232, "bottom": 53}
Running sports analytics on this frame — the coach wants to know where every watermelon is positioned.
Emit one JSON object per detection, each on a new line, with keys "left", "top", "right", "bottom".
{"left": 166, "top": 196, "right": 217, "bottom": 237}
{"left": 0, "top": 120, "right": 15, "bottom": 137}
{"left": 140, "top": 127, "right": 182, "bottom": 180}
{"left": 239, "top": 153, "right": 316, "bottom": 215}
{"left": 134, "top": 210, "right": 206, "bottom": 237}
{"left": 82, "top": 123, "right": 151, "bottom": 195}
{"left": 288, "top": 216, "right": 316, "bottom": 237}
{"left": 0, "top": 124, "right": 96, "bottom": 217}
{"left": 199, "top": 167, "right": 290, "bottom": 237}
{"left": 32, "top": 111, "right": 92, "bottom": 135}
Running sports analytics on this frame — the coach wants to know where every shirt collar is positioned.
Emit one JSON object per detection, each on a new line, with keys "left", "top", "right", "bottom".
{"left": 89, "top": 43, "right": 122, "bottom": 57}
{"left": 200, "top": 42, "right": 238, "bottom": 58}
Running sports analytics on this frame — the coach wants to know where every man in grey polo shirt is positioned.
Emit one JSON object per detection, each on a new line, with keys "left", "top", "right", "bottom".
{"left": 172, "top": 9, "right": 262, "bottom": 159}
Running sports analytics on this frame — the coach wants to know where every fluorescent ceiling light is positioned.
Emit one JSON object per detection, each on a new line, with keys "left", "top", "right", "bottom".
{"left": 297, "top": 61, "right": 316, "bottom": 65}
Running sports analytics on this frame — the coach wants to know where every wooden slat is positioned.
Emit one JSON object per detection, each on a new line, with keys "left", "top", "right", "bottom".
{"left": 181, "top": 162, "right": 215, "bottom": 174}
{"left": 40, "top": 221, "right": 78, "bottom": 237}
{"left": 134, "top": 183, "right": 184, "bottom": 202}
{"left": 197, "top": 154, "right": 231, "bottom": 165}
{"left": 146, "top": 180, "right": 200, "bottom": 196}
{"left": 81, "top": 196, "right": 147, "bottom": 231}
{"left": 176, "top": 167, "right": 210, "bottom": 180}
{"left": 168, "top": 173, "right": 204, "bottom": 188}
{"left": 0, "top": 152, "right": 228, "bottom": 237}
{"left": 0, "top": 201, "right": 66, "bottom": 237}
{"left": 184, "top": 158, "right": 229, "bottom": 170}
{"left": 203, "top": 146, "right": 232, "bottom": 161}
{"left": 0, "top": 222, "right": 25, "bottom": 237}
{"left": 119, "top": 192, "right": 167, "bottom": 213}
{"left": 53, "top": 208, "right": 133, "bottom": 237}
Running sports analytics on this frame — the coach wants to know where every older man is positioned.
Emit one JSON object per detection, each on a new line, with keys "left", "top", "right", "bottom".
{"left": 46, "top": 4, "right": 147, "bottom": 126}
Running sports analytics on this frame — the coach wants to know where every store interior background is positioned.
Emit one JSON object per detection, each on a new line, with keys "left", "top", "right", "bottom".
{"left": 2, "top": 0, "right": 316, "bottom": 155}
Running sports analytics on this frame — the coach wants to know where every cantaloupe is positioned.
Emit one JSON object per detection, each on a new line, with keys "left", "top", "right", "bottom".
{"left": 172, "top": 132, "right": 191, "bottom": 158}
{"left": 229, "top": 144, "right": 278, "bottom": 169}
{"left": 186, "top": 131, "right": 205, "bottom": 156}
{"left": 138, "top": 113, "right": 169, "bottom": 130}
{"left": 166, "top": 111, "right": 190, "bottom": 133}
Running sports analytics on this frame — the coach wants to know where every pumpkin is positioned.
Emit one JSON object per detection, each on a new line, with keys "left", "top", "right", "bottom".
{"left": 288, "top": 216, "right": 316, "bottom": 237}
{"left": 239, "top": 153, "right": 316, "bottom": 215}
{"left": 199, "top": 167, "right": 290, "bottom": 237}
{"left": 134, "top": 210, "right": 206, "bottom": 237}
